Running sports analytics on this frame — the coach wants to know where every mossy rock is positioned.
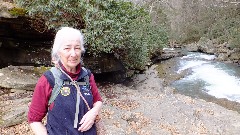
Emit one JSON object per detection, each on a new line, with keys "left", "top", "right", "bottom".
{"left": 9, "top": 7, "right": 27, "bottom": 16}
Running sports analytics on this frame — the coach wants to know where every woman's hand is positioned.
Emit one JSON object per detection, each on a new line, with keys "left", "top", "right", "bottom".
{"left": 78, "top": 101, "right": 103, "bottom": 132}
{"left": 30, "top": 122, "right": 48, "bottom": 135}
{"left": 78, "top": 109, "right": 97, "bottom": 132}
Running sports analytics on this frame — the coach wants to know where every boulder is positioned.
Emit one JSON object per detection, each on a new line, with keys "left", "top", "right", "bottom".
{"left": 0, "top": 98, "right": 30, "bottom": 127}
{"left": 229, "top": 51, "right": 240, "bottom": 60}
{"left": 183, "top": 42, "right": 198, "bottom": 52}
{"left": 0, "top": 87, "right": 32, "bottom": 128}
{"left": 0, "top": 66, "right": 40, "bottom": 90}
{"left": 197, "top": 37, "right": 215, "bottom": 54}
{"left": 152, "top": 48, "right": 186, "bottom": 63}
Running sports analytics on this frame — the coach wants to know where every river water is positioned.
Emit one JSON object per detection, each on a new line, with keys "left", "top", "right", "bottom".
{"left": 165, "top": 52, "right": 240, "bottom": 111}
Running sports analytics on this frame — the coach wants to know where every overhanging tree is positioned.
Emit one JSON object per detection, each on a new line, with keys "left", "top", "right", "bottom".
{"left": 14, "top": 0, "right": 169, "bottom": 70}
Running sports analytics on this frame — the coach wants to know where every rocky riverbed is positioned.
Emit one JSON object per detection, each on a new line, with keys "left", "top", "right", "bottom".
{"left": 1, "top": 65, "right": 240, "bottom": 135}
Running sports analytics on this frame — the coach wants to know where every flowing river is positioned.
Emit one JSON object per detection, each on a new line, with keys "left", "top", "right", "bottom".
{"left": 158, "top": 52, "right": 240, "bottom": 112}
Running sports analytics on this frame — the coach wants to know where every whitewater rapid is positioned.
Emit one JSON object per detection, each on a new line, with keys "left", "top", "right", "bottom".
{"left": 173, "top": 52, "right": 240, "bottom": 103}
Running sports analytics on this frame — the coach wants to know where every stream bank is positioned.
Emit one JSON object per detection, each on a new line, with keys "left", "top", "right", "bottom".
{"left": 157, "top": 52, "right": 240, "bottom": 114}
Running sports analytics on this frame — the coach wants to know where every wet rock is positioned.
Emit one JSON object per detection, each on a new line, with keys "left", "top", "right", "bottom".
{"left": 150, "top": 48, "right": 186, "bottom": 66}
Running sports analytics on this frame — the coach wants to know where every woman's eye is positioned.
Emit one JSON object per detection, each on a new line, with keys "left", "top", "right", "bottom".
{"left": 64, "top": 48, "right": 70, "bottom": 50}
{"left": 75, "top": 46, "right": 81, "bottom": 50}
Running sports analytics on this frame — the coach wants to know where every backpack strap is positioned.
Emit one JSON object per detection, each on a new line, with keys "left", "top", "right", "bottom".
{"left": 82, "top": 67, "right": 90, "bottom": 87}
{"left": 48, "top": 67, "right": 63, "bottom": 105}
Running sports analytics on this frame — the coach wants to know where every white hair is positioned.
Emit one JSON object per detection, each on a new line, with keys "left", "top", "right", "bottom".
{"left": 51, "top": 27, "right": 85, "bottom": 64}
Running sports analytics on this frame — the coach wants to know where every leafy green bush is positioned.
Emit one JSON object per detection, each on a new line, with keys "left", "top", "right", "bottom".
{"left": 14, "top": 0, "right": 168, "bottom": 70}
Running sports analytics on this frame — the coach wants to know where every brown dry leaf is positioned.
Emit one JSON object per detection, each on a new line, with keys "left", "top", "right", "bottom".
{"left": 122, "top": 112, "right": 151, "bottom": 135}
{"left": 158, "top": 123, "right": 180, "bottom": 135}
{"left": 198, "top": 122, "right": 208, "bottom": 134}
{"left": 101, "top": 108, "right": 114, "bottom": 119}
{"left": 113, "top": 121, "right": 121, "bottom": 128}
{"left": 111, "top": 99, "right": 140, "bottom": 111}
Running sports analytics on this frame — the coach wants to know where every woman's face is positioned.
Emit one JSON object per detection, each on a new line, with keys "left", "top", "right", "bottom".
{"left": 58, "top": 38, "right": 82, "bottom": 72}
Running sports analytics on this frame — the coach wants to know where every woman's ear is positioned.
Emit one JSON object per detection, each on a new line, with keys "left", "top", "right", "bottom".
{"left": 51, "top": 55, "right": 58, "bottom": 66}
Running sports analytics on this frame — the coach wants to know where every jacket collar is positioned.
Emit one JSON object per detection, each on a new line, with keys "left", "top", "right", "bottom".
{"left": 58, "top": 62, "right": 82, "bottom": 81}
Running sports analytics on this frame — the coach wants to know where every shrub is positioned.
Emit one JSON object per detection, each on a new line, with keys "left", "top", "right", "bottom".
{"left": 15, "top": 0, "right": 168, "bottom": 70}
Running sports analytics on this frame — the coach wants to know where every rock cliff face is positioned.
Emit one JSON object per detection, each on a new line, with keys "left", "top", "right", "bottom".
{"left": 0, "top": 16, "right": 54, "bottom": 67}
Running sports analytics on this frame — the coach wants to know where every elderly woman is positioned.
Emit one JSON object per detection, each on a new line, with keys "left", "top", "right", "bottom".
{"left": 28, "top": 27, "right": 103, "bottom": 135}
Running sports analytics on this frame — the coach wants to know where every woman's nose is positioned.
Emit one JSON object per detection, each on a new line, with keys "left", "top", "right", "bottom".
{"left": 70, "top": 48, "right": 77, "bottom": 57}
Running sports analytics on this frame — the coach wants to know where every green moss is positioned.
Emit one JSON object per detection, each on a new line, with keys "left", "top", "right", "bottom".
{"left": 9, "top": 7, "right": 27, "bottom": 16}
{"left": 33, "top": 66, "right": 51, "bottom": 76}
